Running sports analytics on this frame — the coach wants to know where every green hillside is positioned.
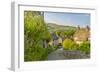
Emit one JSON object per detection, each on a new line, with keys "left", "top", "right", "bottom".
{"left": 46, "top": 23, "right": 77, "bottom": 33}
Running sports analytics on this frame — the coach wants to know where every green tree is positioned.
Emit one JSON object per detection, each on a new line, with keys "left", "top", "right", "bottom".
{"left": 64, "top": 29, "right": 76, "bottom": 38}
{"left": 63, "top": 39, "right": 78, "bottom": 50}
{"left": 24, "top": 11, "right": 51, "bottom": 61}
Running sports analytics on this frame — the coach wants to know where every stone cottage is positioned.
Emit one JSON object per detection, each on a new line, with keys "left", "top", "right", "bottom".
{"left": 73, "top": 27, "right": 90, "bottom": 44}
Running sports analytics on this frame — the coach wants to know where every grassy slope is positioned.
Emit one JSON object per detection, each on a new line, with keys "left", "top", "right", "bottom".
{"left": 46, "top": 23, "right": 77, "bottom": 32}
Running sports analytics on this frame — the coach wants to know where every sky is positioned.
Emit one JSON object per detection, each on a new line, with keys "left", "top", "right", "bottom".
{"left": 44, "top": 12, "right": 90, "bottom": 27}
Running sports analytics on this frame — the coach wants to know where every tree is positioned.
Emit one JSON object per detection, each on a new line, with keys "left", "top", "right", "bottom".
{"left": 64, "top": 29, "right": 76, "bottom": 38}
{"left": 24, "top": 11, "right": 51, "bottom": 61}
{"left": 62, "top": 39, "right": 78, "bottom": 50}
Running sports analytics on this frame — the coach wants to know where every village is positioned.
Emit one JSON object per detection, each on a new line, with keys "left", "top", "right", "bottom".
{"left": 24, "top": 11, "right": 90, "bottom": 61}
{"left": 46, "top": 25, "right": 90, "bottom": 60}
{"left": 47, "top": 25, "right": 90, "bottom": 47}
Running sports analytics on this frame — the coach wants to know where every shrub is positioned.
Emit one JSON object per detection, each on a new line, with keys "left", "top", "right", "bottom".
{"left": 79, "top": 41, "right": 90, "bottom": 54}
{"left": 62, "top": 39, "right": 78, "bottom": 50}
{"left": 46, "top": 45, "right": 59, "bottom": 54}
{"left": 46, "top": 46, "right": 54, "bottom": 54}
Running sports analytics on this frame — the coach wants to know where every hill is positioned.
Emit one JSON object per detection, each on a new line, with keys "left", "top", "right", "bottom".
{"left": 46, "top": 23, "right": 77, "bottom": 32}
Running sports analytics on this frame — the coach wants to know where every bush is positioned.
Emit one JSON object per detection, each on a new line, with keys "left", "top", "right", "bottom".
{"left": 62, "top": 39, "right": 78, "bottom": 50}
{"left": 79, "top": 41, "right": 90, "bottom": 54}
{"left": 46, "top": 45, "right": 59, "bottom": 54}
{"left": 46, "top": 46, "right": 54, "bottom": 54}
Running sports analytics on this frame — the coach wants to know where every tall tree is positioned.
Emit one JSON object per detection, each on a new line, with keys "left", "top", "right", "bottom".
{"left": 24, "top": 11, "right": 51, "bottom": 61}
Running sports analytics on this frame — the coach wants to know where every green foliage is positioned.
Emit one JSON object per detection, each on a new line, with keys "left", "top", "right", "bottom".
{"left": 24, "top": 45, "right": 48, "bottom": 61}
{"left": 24, "top": 11, "right": 51, "bottom": 61}
{"left": 24, "top": 11, "right": 41, "bottom": 18}
{"left": 53, "top": 45, "right": 59, "bottom": 50}
{"left": 63, "top": 39, "right": 79, "bottom": 50}
{"left": 62, "top": 39, "right": 90, "bottom": 55}
{"left": 46, "top": 45, "right": 59, "bottom": 54}
{"left": 54, "top": 29, "right": 76, "bottom": 39}
{"left": 63, "top": 29, "right": 76, "bottom": 38}
{"left": 24, "top": 14, "right": 51, "bottom": 40}
{"left": 79, "top": 41, "right": 90, "bottom": 54}
{"left": 46, "top": 46, "right": 54, "bottom": 54}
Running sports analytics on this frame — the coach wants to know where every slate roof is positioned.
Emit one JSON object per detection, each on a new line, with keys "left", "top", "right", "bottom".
{"left": 51, "top": 33, "right": 59, "bottom": 40}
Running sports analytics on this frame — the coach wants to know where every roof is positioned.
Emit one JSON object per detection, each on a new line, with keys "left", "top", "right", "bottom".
{"left": 51, "top": 33, "right": 59, "bottom": 40}
{"left": 73, "top": 28, "right": 90, "bottom": 41}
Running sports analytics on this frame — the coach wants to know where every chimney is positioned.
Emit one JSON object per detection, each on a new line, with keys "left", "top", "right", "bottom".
{"left": 77, "top": 25, "right": 80, "bottom": 30}
{"left": 86, "top": 25, "right": 90, "bottom": 31}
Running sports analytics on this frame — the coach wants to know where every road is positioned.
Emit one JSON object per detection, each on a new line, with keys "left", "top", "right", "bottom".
{"left": 48, "top": 48, "right": 66, "bottom": 60}
{"left": 48, "top": 48, "right": 89, "bottom": 60}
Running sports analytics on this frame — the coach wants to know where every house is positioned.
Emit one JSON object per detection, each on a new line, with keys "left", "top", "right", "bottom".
{"left": 48, "top": 32, "right": 63, "bottom": 46}
{"left": 48, "top": 40, "right": 53, "bottom": 46}
{"left": 52, "top": 33, "right": 59, "bottom": 46}
{"left": 58, "top": 37, "right": 63, "bottom": 45}
{"left": 73, "top": 27, "right": 90, "bottom": 44}
{"left": 47, "top": 33, "right": 59, "bottom": 46}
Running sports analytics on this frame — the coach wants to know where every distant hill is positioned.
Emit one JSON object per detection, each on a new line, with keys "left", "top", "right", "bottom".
{"left": 46, "top": 23, "right": 77, "bottom": 32}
